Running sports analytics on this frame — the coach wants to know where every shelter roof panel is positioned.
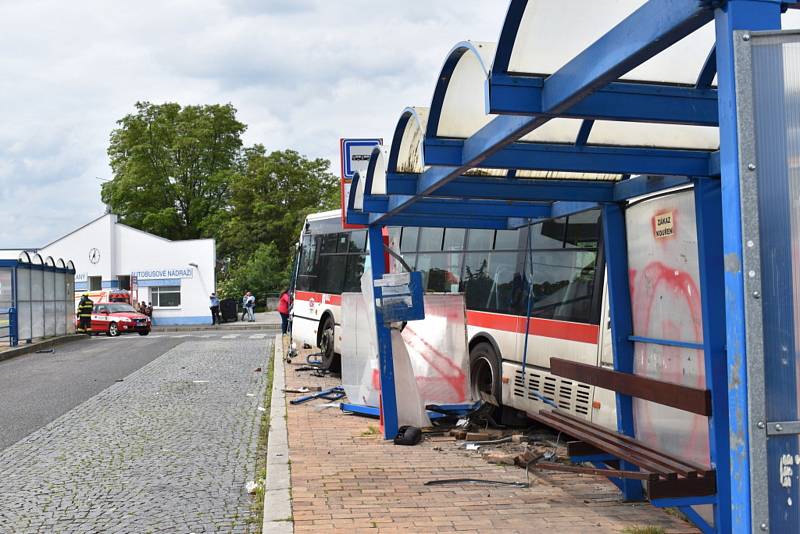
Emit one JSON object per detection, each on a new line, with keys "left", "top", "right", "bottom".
{"left": 504, "top": 1, "right": 715, "bottom": 84}
{"left": 588, "top": 121, "right": 719, "bottom": 149}
{"left": 391, "top": 107, "right": 428, "bottom": 173}
{"left": 430, "top": 41, "right": 496, "bottom": 139}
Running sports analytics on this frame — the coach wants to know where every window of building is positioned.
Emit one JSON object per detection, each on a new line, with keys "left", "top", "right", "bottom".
{"left": 151, "top": 285, "right": 181, "bottom": 307}
{"left": 88, "top": 276, "right": 102, "bottom": 291}
{"left": 117, "top": 275, "right": 131, "bottom": 290}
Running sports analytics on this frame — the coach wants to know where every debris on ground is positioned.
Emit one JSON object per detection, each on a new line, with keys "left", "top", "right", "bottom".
{"left": 245, "top": 480, "right": 260, "bottom": 494}
{"left": 35, "top": 349, "right": 55, "bottom": 353}
{"left": 483, "top": 451, "right": 516, "bottom": 465}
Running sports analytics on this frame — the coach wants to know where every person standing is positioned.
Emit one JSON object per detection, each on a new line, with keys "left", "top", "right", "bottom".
{"left": 146, "top": 302, "right": 153, "bottom": 318}
{"left": 77, "top": 293, "right": 94, "bottom": 334}
{"left": 209, "top": 293, "right": 221, "bottom": 325}
{"left": 241, "top": 292, "right": 248, "bottom": 321}
{"left": 245, "top": 291, "right": 256, "bottom": 322}
{"left": 277, "top": 289, "right": 292, "bottom": 335}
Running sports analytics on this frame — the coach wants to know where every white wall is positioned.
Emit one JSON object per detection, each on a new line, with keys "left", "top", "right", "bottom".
{"left": 40, "top": 214, "right": 216, "bottom": 326}
{"left": 116, "top": 224, "right": 215, "bottom": 325}
{"left": 40, "top": 214, "right": 115, "bottom": 281}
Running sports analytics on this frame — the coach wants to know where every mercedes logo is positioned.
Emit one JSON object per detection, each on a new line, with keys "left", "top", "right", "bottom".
{"left": 89, "top": 248, "right": 100, "bottom": 264}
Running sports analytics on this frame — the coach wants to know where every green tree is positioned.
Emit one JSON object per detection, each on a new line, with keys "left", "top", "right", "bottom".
{"left": 219, "top": 146, "right": 339, "bottom": 271}
{"left": 217, "top": 242, "right": 291, "bottom": 302}
{"left": 101, "top": 101, "right": 246, "bottom": 240}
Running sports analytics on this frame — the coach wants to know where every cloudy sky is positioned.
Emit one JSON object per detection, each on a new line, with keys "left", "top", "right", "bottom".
{"left": 0, "top": 1, "right": 506, "bottom": 248}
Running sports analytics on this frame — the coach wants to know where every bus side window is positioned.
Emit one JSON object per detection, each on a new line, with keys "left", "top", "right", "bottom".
{"left": 349, "top": 230, "right": 367, "bottom": 253}
{"left": 296, "top": 235, "right": 319, "bottom": 291}
{"left": 343, "top": 254, "right": 367, "bottom": 292}
{"left": 529, "top": 248, "right": 597, "bottom": 323}
{"left": 317, "top": 255, "right": 346, "bottom": 294}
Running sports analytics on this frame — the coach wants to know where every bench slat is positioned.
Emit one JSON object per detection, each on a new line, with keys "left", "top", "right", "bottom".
{"left": 533, "top": 461, "right": 657, "bottom": 481}
{"left": 550, "top": 358, "right": 712, "bottom": 416}
{"left": 550, "top": 409, "right": 711, "bottom": 474}
{"left": 532, "top": 411, "right": 681, "bottom": 477}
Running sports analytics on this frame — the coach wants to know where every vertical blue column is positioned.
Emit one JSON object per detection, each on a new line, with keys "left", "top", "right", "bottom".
{"left": 367, "top": 224, "right": 399, "bottom": 439}
{"left": 11, "top": 267, "right": 18, "bottom": 346}
{"left": 600, "top": 202, "right": 643, "bottom": 501}
{"left": 714, "top": 2, "right": 781, "bottom": 530}
{"left": 693, "top": 178, "right": 730, "bottom": 533}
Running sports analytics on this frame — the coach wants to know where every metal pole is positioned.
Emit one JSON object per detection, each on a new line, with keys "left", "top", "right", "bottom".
{"left": 367, "top": 224, "right": 399, "bottom": 439}
{"left": 600, "top": 203, "right": 644, "bottom": 501}
{"left": 714, "top": 2, "right": 782, "bottom": 530}
{"left": 693, "top": 177, "right": 730, "bottom": 533}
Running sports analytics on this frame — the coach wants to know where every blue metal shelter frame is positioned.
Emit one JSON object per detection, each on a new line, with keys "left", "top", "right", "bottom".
{"left": 346, "top": 1, "right": 800, "bottom": 532}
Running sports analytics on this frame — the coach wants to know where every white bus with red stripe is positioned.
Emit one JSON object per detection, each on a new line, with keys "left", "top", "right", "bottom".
{"left": 291, "top": 209, "right": 617, "bottom": 427}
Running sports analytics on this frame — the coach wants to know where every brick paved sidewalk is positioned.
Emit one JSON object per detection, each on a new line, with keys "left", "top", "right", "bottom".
{"left": 283, "top": 350, "right": 699, "bottom": 534}
{"left": 0, "top": 337, "right": 272, "bottom": 534}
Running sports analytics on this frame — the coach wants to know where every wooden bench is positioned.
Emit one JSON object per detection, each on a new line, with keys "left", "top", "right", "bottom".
{"left": 528, "top": 357, "right": 716, "bottom": 501}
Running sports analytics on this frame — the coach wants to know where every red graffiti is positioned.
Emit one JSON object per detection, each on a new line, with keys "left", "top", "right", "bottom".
{"left": 630, "top": 260, "right": 709, "bottom": 465}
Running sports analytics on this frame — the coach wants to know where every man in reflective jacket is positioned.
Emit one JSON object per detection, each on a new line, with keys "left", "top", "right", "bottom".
{"left": 77, "top": 293, "right": 94, "bottom": 333}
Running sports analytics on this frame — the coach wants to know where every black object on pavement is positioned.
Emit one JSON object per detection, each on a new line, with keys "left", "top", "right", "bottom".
{"left": 394, "top": 425, "right": 422, "bottom": 446}
{"left": 219, "top": 299, "right": 238, "bottom": 323}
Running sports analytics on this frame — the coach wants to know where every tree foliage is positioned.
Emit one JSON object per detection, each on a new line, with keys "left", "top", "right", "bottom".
{"left": 102, "top": 101, "right": 245, "bottom": 240}
{"left": 217, "top": 242, "right": 291, "bottom": 301}
{"left": 101, "top": 101, "right": 340, "bottom": 298}
{"left": 218, "top": 146, "right": 339, "bottom": 270}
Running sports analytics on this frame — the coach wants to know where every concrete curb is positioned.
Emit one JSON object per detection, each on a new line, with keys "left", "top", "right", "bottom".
{"left": 263, "top": 334, "right": 293, "bottom": 534}
{"left": 0, "top": 334, "right": 87, "bottom": 363}
{"left": 152, "top": 324, "right": 280, "bottom": 333}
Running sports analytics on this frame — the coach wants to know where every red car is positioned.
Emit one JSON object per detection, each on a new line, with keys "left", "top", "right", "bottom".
{"left": 91, "top": 302, "right": 151, "bottom": 336}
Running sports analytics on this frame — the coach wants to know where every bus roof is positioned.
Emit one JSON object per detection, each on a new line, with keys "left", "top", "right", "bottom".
{"left": 304, "top": 210, "right": 353, "bottom": 236}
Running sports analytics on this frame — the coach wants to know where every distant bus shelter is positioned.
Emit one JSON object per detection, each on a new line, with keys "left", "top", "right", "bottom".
{"left": 0, "top": 252, "right": 76, "bottom": 345}
{"left": 346, "top": 1, "right": 800, "bottom": 532}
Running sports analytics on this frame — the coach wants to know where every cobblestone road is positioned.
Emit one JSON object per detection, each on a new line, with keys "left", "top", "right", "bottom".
{"left": 0, "top": 337, "right": 272, "bottom": 534}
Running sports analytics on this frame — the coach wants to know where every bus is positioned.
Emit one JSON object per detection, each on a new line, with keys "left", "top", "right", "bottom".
{"left": 290, "top": 207, "right": 616, "bottom": 427}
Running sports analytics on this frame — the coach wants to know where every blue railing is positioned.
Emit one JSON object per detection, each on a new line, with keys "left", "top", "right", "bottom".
{"left": 0, "top": 307, "right": 18, "bottom": 346}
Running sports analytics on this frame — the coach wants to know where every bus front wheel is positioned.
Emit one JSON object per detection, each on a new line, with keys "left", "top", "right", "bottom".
{"left": 469, "top": 342, "right": 501, "bottom": 405}
{"left": 318, "top": 316, "right": 339, "bottom": 372}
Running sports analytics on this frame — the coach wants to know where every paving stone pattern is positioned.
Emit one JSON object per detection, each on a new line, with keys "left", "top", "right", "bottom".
{"left": 0, "top": 337, "right": 272, "bottom": 534}
{"left": 285, "top": 349, "right": 700, "bottom": 534}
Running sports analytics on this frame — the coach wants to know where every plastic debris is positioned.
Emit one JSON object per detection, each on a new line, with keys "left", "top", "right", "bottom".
{"left": 245, "top": 480, "right": 260, "bottom": 494}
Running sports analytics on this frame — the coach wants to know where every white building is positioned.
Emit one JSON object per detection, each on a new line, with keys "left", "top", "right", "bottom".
{"left": 39, "top": 214, "right": 216, "bottom": 326}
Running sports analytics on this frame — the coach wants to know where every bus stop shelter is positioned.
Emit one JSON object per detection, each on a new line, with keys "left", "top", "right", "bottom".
{"left": 346, "top": 1, "right": 800, "bottom": 532}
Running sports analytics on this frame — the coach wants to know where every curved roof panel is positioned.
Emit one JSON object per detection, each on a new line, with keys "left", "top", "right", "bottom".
{"left": 501, "top": 1, "right": 716, "bottom": 84}
{"left": 428, "top": 41, "right": 496, "bottom": 139}
{"left": 389, "top": 107, "right": 428, "bottom": 174}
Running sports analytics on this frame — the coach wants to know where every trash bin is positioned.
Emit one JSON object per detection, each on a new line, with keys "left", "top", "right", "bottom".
{"left": 220, "top": 298, "right": 238, "bottom": 323}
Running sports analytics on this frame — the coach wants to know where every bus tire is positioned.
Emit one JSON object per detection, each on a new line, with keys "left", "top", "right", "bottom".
{"left": 469, "top": 342, "right": 501, "bottom": 407}
{"left": 318, "top": 316, "right": 340, "bottom": 372}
